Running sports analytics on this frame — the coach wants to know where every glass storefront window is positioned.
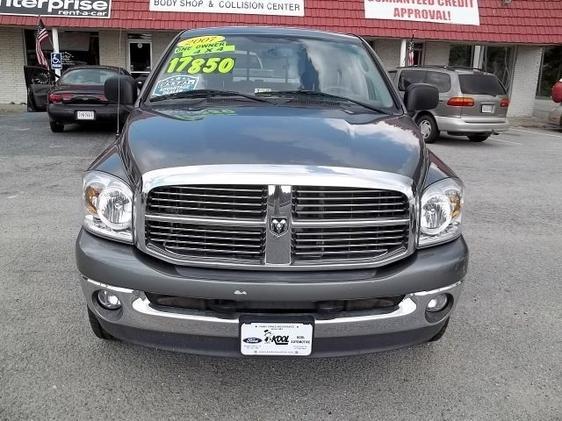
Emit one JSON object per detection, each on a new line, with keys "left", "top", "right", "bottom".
{"left": 537, "top": 45, "right": 562, "bottom": 97}
{"left": 449, "top": 45, "right": 473, "bottom": 68}
{"left": 482, "top": 46, "right": 515, "bottom": 92}
{"left": 24, "top": 30, "right": 99, "bottom": 70}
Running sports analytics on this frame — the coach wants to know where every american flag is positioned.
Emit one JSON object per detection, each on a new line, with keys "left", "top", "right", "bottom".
{"left": 35, "top": 19, "right": 50, "bottom": 69}
{"left": 407, "top": 36, "right": 415, "bottom": 66}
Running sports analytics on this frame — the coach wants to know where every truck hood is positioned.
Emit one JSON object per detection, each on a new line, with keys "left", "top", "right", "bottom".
{"left": 123, "top": 105, "right": 425, "bottom": 182}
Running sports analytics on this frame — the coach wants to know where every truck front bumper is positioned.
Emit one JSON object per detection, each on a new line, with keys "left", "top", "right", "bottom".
{"left": 77, "top": 230, "right": 469, "bottom": 357}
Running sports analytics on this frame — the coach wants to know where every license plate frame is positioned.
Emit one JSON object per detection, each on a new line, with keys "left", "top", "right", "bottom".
{"left": 481, "top": 104, "right": 495, "bottom": 113}
{"left": 76, "top": 111, "right": 96, "bottom": 120}
{"left": 240, "top": 316, "right": 314, "bottom": 357}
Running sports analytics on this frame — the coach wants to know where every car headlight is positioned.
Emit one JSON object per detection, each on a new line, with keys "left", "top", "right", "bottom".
{"left": 418, "top": 178, "right": 463, "bottom": 248}
{"left": 83, "top": 171, "right": 133, "bottom": 243}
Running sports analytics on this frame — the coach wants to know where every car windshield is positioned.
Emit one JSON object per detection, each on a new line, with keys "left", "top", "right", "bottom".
{"left": 148, "top": 34, "right": 396, "bottom": 111}
{"left": 60, "top": 68, "right": 120, "bottom": 86}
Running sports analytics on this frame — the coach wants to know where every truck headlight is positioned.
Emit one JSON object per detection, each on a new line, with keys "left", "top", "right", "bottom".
{"left": 418, "top": 178, "right": 463, "bottom": 248}
{"left": 83, "top": 171, "right": 133, "bottom": 243}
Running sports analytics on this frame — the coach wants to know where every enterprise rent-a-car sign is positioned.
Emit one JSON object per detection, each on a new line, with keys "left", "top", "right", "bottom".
{"left": 365, "top": 0, "right": 479, "bottom": 26}
{"left": 150, "top": 0, "right": 304, "bottom": 17}
{"left": 0, "top": 0, "right": 111, "bottom": 18}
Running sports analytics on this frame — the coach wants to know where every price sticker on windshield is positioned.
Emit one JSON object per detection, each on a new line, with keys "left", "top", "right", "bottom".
{"left": 166, "top": 56, "right": 236, "bottom": 75}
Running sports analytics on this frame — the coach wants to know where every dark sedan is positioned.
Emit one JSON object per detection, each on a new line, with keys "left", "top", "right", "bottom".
{"left": 47, "top": 66, "right": 130, "bottom": 132}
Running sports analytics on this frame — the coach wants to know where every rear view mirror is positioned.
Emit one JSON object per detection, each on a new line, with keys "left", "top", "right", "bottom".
{"left": 104, "top": 75, "right": 137, "bottom": 105}
{"left": 404, "top": 83, "right": 439, "bottom": 113}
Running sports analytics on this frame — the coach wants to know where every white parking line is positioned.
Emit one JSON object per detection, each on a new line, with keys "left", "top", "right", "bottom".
{"left": 510, "top": 128, "right": 562, "bottom": 139}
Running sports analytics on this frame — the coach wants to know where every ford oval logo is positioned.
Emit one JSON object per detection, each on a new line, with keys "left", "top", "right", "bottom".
{"left": 243, "top": 337, "right": 262, "bottom": 344}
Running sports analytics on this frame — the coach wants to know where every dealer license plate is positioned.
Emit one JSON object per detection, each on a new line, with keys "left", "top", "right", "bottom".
{"left": 76, "top": 111, "right": 95, "bottom": 120}
{"left": 481, "top": 104, "right": 494, "bottom": 113}
{"left": 241, "top": 322, "right": 313, "bottom": 356}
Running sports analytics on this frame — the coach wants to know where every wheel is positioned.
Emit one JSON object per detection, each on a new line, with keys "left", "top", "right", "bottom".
{"left": 428, "top": 318, "right": 450, "bottom": 342}
{"left": 49, "top": 121, "right": 64, "bottom": 133}
{"left": 468, "top": 134, "right": 490, "bottom": 142}
{"left": 416, "top": 114, "right": 438, "bottom": 143}
{"left": 87, "top": 308, "right": 114, "bottom": 340}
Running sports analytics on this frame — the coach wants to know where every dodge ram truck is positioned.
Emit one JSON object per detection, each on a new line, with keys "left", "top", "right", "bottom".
{"left": 76, "top": 26, "right": 469, "bottom": 357}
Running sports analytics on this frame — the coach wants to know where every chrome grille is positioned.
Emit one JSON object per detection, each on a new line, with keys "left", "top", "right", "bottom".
{"left": 147, "top": 185, "right": 267, "bottom": 220}
{"left": 292, "top": 225, "right": 409, "bottom": 261}
{"left": 292, "top": 186, "right": 409, "bottom": 219}
{"left": 145, "top": 220, "right": 266, "bottom": 261}
{"left": 139, "top": 166, "right": 414, "bottom": 270}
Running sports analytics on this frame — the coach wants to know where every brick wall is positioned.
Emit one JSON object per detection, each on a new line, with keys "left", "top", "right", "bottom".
{"left": 0, "top": 28, "right": 27, "bottom": 104}
{"left": 373, "top": 39, "right": 401, "bottom": 70}
{"left": 508, "top": 46, "right": 543, "bottom": 117}
{"left": 98, "top": 30, "right": 128, "bottom": 69}
{"left": 424, "top": 42, "right": 450, "bottom": 66}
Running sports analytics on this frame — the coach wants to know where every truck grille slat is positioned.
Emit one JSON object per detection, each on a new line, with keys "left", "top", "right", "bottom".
{"left": 292, "top": 186, "right": 409, "bottom": 220}
{"left": 145, "top": 218, "right": 266, "bottom": 262}
{"left": 147, "top": 185, "right": 267, "bottom": 220}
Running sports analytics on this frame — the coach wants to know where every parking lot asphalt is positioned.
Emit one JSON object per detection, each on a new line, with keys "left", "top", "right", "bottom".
{"left": 0, "top": 112, "right": 560, "bottom": 420}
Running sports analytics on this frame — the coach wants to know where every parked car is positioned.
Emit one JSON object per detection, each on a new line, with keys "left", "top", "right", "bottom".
{"left": 389, "top": 66, "right": 510, "bottom": 143}
{"left": 549, "top": 79, "right": 562, "bottom": 128}
{"left": 47, "top": 65, "right": 131, "bottom": 132}
{"left": 24, "top": 65, "right": 58, "bottom": 112}
{"left": 76, "top": 26, "right": 468, "bottom": 357}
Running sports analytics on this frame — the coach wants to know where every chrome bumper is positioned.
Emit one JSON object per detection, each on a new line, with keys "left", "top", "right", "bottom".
{"left": 435, "top": 116, "right": 509, "bottom": 133}
{"left": 82, "top": 277, "right": 463, "bottom": 339}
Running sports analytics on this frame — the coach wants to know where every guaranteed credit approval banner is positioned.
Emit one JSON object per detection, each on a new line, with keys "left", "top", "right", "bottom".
{"left": 150, "top": 0, "right": 304, "bottom": 17}
{"left": 365, "top": 0, "right": 480, "bottom": 26}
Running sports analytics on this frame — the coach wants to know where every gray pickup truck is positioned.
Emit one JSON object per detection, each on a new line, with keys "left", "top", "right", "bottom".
{"left": 76, "top": 26, "right": 469, "bottom": 357}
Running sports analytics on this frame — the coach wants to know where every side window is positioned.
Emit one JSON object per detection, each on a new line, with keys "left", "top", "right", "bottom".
{"left": 398, "top": 70, "right": 426, "bottom": 91}
{"left": 425, "top": 71, "right": 451, "bottom": 93}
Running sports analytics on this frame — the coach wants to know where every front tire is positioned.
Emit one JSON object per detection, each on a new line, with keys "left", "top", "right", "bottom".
{"left": 416, "top": 114, "right": 438, "bottom": 143}
{"left": 87, "top": 308, "right": 114, "bottom": 340}
{"left": 49, "top": 121, "right": 64, "bottom": 133}
{"left": 468, "top": 134, "right": 490, "bottom": 142}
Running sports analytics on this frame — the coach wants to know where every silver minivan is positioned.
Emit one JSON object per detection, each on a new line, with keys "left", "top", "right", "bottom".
{"left": 389, "top": 66, "right": 510, "bottom": 143}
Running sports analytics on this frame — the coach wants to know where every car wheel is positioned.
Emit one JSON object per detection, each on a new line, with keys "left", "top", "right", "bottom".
{"left": 49, "top": 121, "right": 64, "bottom": 133}
{"left": 87, "top": 308, "right": 114, "bottom": 340}
{"left": 416, "top": 114, "right": 438, "bottom": 143}
{"left": 468, "top": 134, "right": 490, "bottom": 142}
{"left": 428, "top": 318, "right": 450, "bottom": 342}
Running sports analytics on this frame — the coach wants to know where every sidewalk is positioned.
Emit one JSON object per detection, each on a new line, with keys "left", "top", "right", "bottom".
{"left": 0, "top": 104, "right": 26, "bottom": 113}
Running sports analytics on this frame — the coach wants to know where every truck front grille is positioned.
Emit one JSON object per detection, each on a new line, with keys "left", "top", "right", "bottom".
{"left": 141, "top": 181, "right": 412, "bottom": 269}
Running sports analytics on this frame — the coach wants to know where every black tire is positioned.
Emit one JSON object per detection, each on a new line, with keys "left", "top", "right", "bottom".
{"left": 87, "top": 308, "right": 114, "bottom": 340}
{"left": 416, "top": 114, "right": 438, "bottom": 144}
{"left": 429, "top": 318, "right": 450, "bottom": 342}
{"left": 49, "top": 121, "right": 64, "bottom": 133}
{"left": 468, "top": 134, "right": 490, "bottom": 142}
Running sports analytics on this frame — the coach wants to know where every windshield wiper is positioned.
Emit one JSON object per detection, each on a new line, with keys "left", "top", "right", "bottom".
{"left": 257, "top": 90, "right": 389, "bottom": 114}
{"left": 150, "top": 89, "right": 273, "bottom": 104}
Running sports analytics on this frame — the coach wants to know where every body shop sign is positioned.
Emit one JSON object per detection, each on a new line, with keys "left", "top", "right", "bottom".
{"left": 365, "top": 0, "right": 479, "bottom": 26}
{"left": 0, "top": 0, "right": 111, "bottom": 18}
{"left": 150, "top": 0, "right": 304, "bottom": 17}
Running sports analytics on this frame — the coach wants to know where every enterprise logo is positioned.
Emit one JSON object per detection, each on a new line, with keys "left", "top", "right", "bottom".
{"left": 0, "top": 0, "right": 111, "bottom": 18}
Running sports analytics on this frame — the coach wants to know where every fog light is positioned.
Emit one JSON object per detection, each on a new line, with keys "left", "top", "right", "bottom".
{"left": 427, "top": 294, "right": 448, "bottom": 312}
{"left": 97, "top": 290, "right": 122, "bottom": 310}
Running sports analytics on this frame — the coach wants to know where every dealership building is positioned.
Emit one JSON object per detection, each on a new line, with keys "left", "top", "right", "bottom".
{"left": 0, "top": 0, "right": 561, "bottom": 117}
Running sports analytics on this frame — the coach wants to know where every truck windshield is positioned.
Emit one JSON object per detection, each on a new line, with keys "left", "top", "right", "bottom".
{"left": 148, "top": 34, "right": 396, "bottom": 111}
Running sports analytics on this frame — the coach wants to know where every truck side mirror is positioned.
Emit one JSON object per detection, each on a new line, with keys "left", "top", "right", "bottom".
{"left": 104, "top": 75, "right": 137, "bottom": 105}
{"left": 404, "top": 83, "right": 439, "bottom": 113}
